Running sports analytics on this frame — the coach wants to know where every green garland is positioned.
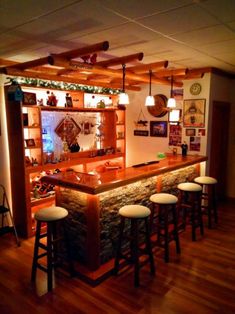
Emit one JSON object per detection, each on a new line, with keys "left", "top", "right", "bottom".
{"left": 7, "top": 76, "right": 121, "bottom": 95}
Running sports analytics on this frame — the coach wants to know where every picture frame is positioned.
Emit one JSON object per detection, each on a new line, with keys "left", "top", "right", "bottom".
{"left": 168, "top": 109, "right": 182, "bottom": 124}
{"left": 150, "top": 121, "right": 168, "bottom": 137}
{"left": 183, "top": 99, "right": 206, "bottom": 127}
{"left": 25, "top": 138, "right": 36, "bottom": 148}
{"left": 23, "top": 92, "right": 37, "bottom": 105}
{"left": 186, "top": 128, "right": 196, "bottom": 136}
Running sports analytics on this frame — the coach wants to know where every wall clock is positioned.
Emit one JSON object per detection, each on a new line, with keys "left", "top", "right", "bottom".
{"left": 190, "top": 83, "right": 202, "bottom": 95}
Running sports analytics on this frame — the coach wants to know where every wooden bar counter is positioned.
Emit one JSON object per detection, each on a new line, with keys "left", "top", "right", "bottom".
{"left": 42, "top": 154, "right": 207, "bottom": 284}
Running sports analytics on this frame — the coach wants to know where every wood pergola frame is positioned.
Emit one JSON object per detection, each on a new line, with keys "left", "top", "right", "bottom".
{"left": 0, "top": 40, "right": 208, "bottom": 91}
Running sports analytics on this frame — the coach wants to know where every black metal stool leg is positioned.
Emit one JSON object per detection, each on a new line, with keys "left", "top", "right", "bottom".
{"left": 47, "top": 222, "right": 53, "bottom": 292}
{"left": 172, "top": 204, "right": 181, "bottom": 255}
{"left": 163, "top": 207, "right": 169, "bottom": 263}
{"left": 212, "top": 185, "right": 218, "bottom": 224}
{"left": 132, "top": 219, "right": 139, "bottom": 287}
{"left": 144, "top": 217, "right": 155, "bottom": 275}
{"left": 114, "top": 217, "right": 125, "bottom": 275}
{"left": 31, "top": 221, "right": 41, "bottom": 282}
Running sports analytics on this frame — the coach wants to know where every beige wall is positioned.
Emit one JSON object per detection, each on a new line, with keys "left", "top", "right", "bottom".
{"left": 126, "top": 73, "right": 211, "bottom": 166}
{"left": 125, "top": 72, "right": 235, "bottom": 198}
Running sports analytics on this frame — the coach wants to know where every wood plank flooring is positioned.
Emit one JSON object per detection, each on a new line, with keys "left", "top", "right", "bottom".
{"left": 0, "top": 200, "right": 235, "bottom": 314}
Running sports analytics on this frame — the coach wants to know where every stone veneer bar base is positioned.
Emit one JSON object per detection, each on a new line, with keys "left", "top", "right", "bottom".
{"left": 56, "top": 164, "right": 199, "bottom": 284}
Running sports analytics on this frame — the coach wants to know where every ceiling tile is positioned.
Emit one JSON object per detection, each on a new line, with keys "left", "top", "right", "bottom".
{"left": 199, "top": 0, "right": 235, "bottom": 23}
{"left": 99, "top": 0, "right": 192, "bottom": 19}
{"left": 137, "top": 5, "right": 219, "bottom": 36}
{"left": 173, "top": 25, "right": 235, "bottom": 46}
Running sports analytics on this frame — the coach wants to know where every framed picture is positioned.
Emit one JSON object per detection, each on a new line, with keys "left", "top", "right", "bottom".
{"left": 198, "top": 128, "right": 206, "bottom": 136}
{"left": 25, "top": 138, "right": 35, "bottom": 147}
{"left": 168, "top": 109, "right": 181, "bottom": 124}
{"left": 23, "top": 92, "right": 37, "bottom": 105}
{"left": 183, "top": 99, "right": 206, "bottom": 127}
{"left": 186, "top": 128, "right": 196, "bottom": 136}
{"left": 150, "top": 121, "right": 168, "bottom": 137}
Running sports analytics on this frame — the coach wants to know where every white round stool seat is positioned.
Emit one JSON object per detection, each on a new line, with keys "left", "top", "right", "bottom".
{"left": 177, "top": 182, "right": 202, "bottom": 192}
{"left": 119, "top": 205, "right": 151, "bottom": 219}
{"left": 150, "top": 193, "right": 178, "bottom": 204}
{"left": 194, "top": 176, "right": 217, "bottom": 185}
{"left": 34, "top": 206, "right": 68, "bottom": 222}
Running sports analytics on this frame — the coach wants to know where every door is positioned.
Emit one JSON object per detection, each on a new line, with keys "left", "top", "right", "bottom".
{"left": 209, "top": 101, "right": 230, "bottom": 200}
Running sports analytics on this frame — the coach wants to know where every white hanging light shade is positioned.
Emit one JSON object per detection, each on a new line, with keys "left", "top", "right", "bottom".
{"left": 119, "top": 92, "right": 129, "bottom": 105}
{"left": 119, "top": 64, "right": 129, "bottom": 105}
{"left": 145, "top": 95, "right": 155, "bottom": 106}
{"left": 167, "top": 75, "right": 176, "bottom": 108}
{"left": 145, "top": 69, "right": 155, "bottom": 106}
{"left": 167, "top": 97, "right": 176, "bottom": 108}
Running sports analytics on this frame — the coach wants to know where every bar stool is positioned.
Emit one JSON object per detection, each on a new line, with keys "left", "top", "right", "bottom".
{"left": 177, "top": 182, "right": 204, "bottom": 241}
{"left": 150, "top": 193, "right": 180, "bottom": 263}
{"left": 31, "top": 206, "right": 74, "bottom": 292}
{"left": 114, "top": 205, "right": 155, "bottom": 287}
{"left": 194, "top": 176, "right": 218, "bottom": 228}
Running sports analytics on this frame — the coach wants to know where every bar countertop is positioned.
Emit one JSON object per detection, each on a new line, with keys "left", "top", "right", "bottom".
{"left": 41, "top": 154, "right": 207, "bottom": 195}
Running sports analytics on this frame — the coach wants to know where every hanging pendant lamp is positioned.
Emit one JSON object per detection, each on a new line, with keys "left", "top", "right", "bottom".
{"left": 145, "top": 69, "right": 155, "bottom": 106}
{"left": 119, "top": 64, "right": 129, "bottom": 105}
{"left": 167, "top": 75, "right": 176, "bottom": 108}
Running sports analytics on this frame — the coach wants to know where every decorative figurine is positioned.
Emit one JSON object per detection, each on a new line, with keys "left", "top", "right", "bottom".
{"left": 181, "top": 141, "right": 188, "bottom": 156}
{"left": 46, "top": 91, "right": 57, "bottom": 106}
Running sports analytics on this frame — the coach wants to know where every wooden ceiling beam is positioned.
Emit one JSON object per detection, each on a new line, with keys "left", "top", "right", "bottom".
{"left": 0, "top": 56, "right": 50, "bottom": 72}
{"left": 174, "top": 73, "right": 205, "bottom": 80}
{"left": 57, "top": 41, "right": 109, "bottom": 60}
{"left": 5, "top": 68, "right": 141, "bottom": 91}
{"left": 127, "top": 61, "right": 168, "bottom": 73}
{"left": 0, "top": 58, "right": 18, "bottom": 67}
{"left": 1, "top": 41, "right": 109, "bottom": 72}
{"left": 154, "top": 68, "right": 189, "bottom": 77}
{"left": 187, "top": 67, "right": 211, "bottom": 75}
{"left": 48, "top": 56, "right": 182, "bottom": 87}
{"left": 96, "top": 52, "right": 144, "bottom": 67}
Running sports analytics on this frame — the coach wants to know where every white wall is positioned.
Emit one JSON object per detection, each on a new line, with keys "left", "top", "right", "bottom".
{"left": 125, "top": 74, "right": 211, "bottom": 167}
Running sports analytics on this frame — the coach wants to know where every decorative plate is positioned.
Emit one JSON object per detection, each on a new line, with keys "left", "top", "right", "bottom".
{"left": 147, "top": 94, "right": 168, "bottom": 118}
{"left": 190, "top": 83, "right": 202, "bottom": 95}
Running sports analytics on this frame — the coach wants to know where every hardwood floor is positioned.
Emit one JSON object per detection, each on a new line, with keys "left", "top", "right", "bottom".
{"left": 0, "top": 200, "right": 235, "bottom": 314}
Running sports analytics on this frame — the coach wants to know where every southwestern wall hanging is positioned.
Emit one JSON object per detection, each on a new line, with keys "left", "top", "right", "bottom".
{"left": 183, "top": 99, "right": 206, "bottom": 127}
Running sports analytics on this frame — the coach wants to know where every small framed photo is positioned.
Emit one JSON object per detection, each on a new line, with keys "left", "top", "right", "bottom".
{"left": 198, "top": 128, "right": 206, "bottom": 136}
{"left": 25, "top": 139, "right": 36, "bottom": 148}
{"left": 23, "top": 92, "right": 37, "bottom": 105}
{"left": 150, "top": 121, "right": 168, "bottom": 137}
{"left": 186, "top": 128, "right": 196, "bottom": 136}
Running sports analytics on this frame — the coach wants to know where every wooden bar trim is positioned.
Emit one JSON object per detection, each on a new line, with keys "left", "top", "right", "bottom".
{"left": 86, "top": 194, "right": 100, "bottom": 270}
